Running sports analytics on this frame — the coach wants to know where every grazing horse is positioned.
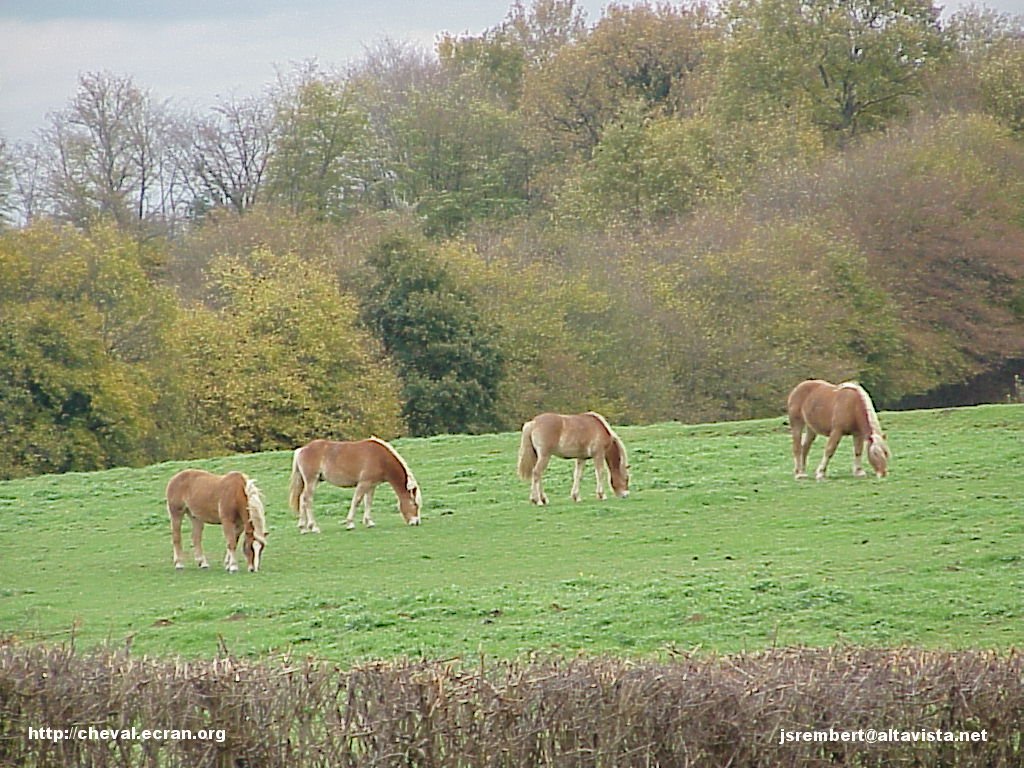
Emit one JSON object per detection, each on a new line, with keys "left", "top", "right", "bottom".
{"left": 517, "top": 411, "right": 630, "bottom": 505}
{"left": 289, "top": 437, "right": 422, "bottom": 532}
{"left": 166, "top": 469, "right": 268, "bottom": 572}
{"left": 787, "top": 379, "right": 891, "bottom": 481}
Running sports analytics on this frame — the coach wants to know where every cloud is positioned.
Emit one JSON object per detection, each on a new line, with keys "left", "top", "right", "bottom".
{"left": 0, "top": 6, "right": 473, "bottom": 142}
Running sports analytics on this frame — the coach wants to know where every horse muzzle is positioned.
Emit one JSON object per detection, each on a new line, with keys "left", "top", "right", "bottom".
{"left": 407, "top": 516, "right": 421, "bottom": 526}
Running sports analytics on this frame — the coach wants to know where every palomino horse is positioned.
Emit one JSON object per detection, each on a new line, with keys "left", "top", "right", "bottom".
{"left": 517, "top": 411, "right": 630, "bottom": 505}
{"left": 289, "top": 437, "right": 422, "bottom": 532}
{"left": 166, "top": 469, "right": 268, "bottom": 572}
{"left": 787, "top": 379, "right": 891, "bottom": 480}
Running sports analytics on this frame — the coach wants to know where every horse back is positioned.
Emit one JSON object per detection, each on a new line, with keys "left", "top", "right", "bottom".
{"left": 167, "top": 468, "right": 236, "bottom": 525}
{"left": 789, "top": 379, "right": 862, "bottom": 436}
{"left": 532, "top": 412, "right": 612, "bottom": 459}
{"left": 300, "top": 438, "right": 394, "bottom": 487}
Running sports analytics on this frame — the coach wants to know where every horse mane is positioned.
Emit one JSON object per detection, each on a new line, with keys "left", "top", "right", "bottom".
{"left": 586, "top": 412, "right": 628, "bottom": 471}
{"left": 838, "top": 382, "right": 884, "bottom": 439}
{"left": 369, "top": 437, "right": 422, "bottom": 506}
{"left": 243, "top": 476, "right": 268, "bottom": 544}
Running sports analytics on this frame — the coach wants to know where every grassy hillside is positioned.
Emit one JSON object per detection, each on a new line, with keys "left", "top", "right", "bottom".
{"left": 0, "top": 405, "right": 1021, "bottom": 661}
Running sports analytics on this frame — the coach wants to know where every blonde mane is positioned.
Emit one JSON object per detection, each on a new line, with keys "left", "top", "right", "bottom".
{"left": 243, "top": 476, "right": 268, "bottom": 544}
{"left": 586, "top": 411, "right": 628, "bottom": 470}
{"left": 369, "top": 437, "right": 422, "bottom": 506}
{"left": 839, "top": 382, "right": 884, "bottom": 438}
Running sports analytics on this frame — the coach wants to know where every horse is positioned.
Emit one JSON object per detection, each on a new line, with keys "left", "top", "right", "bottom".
{"left": 166, "top": 469, "right": 268, "bottom": 572}
{"left": 786, "top": 379, "right": 891, "bottom": 481}
{"left": 517, "top": 411, "right": 630, "bottom": 505}
{"left": 289, "top": 437, "right": 422, "bottom": 532}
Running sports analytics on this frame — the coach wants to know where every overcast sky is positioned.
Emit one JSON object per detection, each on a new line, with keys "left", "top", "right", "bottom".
{"left": 2, "top": 0, "right": 1023, "bottom": 144}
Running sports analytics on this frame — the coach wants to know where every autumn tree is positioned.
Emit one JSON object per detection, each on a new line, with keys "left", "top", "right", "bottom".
{"left": 521, "top": 2, "right": 716, "bottom": 162}
{"left": 0, "top": 223, "right": 182, "bottom": 478}
{"left": 178, "top": 247, "right": 404, "bottom": 453}
{"left": 715, "top": 0, "right": 949, "bottom": 143}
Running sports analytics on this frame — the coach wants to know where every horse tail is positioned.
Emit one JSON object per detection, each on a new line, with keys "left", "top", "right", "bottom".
{"left": 288, "top": 449, "right": 305, "bottom": 516}
{"left": 517, "top": 420, "right": 538, "bottom": 481}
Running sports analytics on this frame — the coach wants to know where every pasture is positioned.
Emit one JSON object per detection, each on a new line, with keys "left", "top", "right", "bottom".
{"left": 0, "top": 405, "right": 1021, "bottom": 661}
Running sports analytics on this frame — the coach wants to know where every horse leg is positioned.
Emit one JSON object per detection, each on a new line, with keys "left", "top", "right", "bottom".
{"left": 191, "top": 517, "right": 209, "bottom": 569}
{"left": 791, "top": 422, "right": 809, "bottom": 479}
{"left": 362, "top": 484, "right": 376, "bottom": 528}
{"left": 168, "top": 503, "right": 187, "bottom": 570}
{"left": 571, "top": 459, "right": 585, "bottom": 502}
{"left": 299, "top": 476, "right": 320, "bottom": 534}
{"left": 815, "top": 431, "right": 843, "bottom": 481}
{"left": 345, "top": 483, "right": 371, "bottom": 530}
{"left": 593, "top": 456, "right": 607, "bottom": 500}
{"left": 222, "top": 518, "right": 240, "bottom": 573}
{"left": 531, "top": 452, "right": 551, "bottom": 505}
{"left": 852, "top": 434, "right": 868, "bottom": 477}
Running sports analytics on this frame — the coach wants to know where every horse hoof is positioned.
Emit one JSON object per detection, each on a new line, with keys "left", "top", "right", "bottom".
{"left": 795, "top": 473, "right": 808, "bottom": 480}
{"left": 365, "top": 520, "right": 376, "bottom": 528}
{"left": 199, "top": 562, "right": 210, "bottom": 569}
{"left": 854, "top": 470, "right": 867, "bottom": 478}
{"left": 345, "top": 522, "right": 356, "bottom": 530}
{"left": 815, "top": 474, "right": 827, "bottom": 482}
{"left": 174, "top": 562, "right": 184, "bottom": 571}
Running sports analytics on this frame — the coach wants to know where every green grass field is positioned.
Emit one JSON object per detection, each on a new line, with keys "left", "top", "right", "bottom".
{"left": 1, "top": 405, "right": 1021, "bottom": 662}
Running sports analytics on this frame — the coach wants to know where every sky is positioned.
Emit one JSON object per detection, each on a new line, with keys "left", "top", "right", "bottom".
{"left": 2, "top": 0, "right": 1023, "bottom": 144}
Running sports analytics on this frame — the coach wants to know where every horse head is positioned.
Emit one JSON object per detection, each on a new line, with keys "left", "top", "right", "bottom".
{"left": 243, "top": 478, "right": 268, "bottom": 571}
{"left": 242, "top": 532, "right": 267, "bottom": 572}
{"left": 398, "top": 475, "right": 423, "bottom": 525}
{"left": 608, "top": 437, "right": 631, "bottom": 498}
{"left": 867, "top": 434, "right": 890, "bottom": 478}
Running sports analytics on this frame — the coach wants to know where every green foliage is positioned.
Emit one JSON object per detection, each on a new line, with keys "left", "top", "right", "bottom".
{"left": 390, "top": 85, "right": 531, "bottom": 237}
{"left": 556, "top": 105, "right": 723, "bottom": 224}
{"left": 361, "top": 233, "right": 505, "bottom": 435}
{"left": 178, "top": 248, "right": 404, "bottom": 453}
{"left": 978, "top": 43, "right": 1024, "bottom": 134}
{"left": 0, "top": 224, "right": 179, "bottom": 478}
{"left": 267, "top": 74, "right": 381, "bottom": 220}
{"left": 716, "top": 0, "right": 949, "bottom": 143}
{"left": 521, "top": 2, "right": 717, "bottom": 164}
{"left": 436, "top": 238, "right": 609, "bottom": 423}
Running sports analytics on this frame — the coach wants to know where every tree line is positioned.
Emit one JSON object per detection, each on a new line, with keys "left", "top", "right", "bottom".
{"left": 1, "top": 0, "right": 1023, "bottom": 478}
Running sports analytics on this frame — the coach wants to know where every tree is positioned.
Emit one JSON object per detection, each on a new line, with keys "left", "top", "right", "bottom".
{"left": 361, "top": 233, "right": 505, "bottom": 435}
{"left": 267, "top": 67, "right": 381, "bottom": 220}
{"left": 716, "top": 0, "right": 949, "bottom": 143}
{"left": 556, "top": 103, "right": 722, "bottom": 225}
{"left": 0, "top": 139, "right": 13, "bottom": 229}
{"left": 186, "top": 95, "right": 274, "bottom": 216}
{"left": 36, "top": 72, "right": 185, "bottom": 233}
{"left": 0, "top": 223, "right": 181, "bottom": 478}
{"left": 521, "top": 2, "right": 716, "bottom": 161}
{"left": 179, "top": 248, "right": 404, "bottom": 453}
